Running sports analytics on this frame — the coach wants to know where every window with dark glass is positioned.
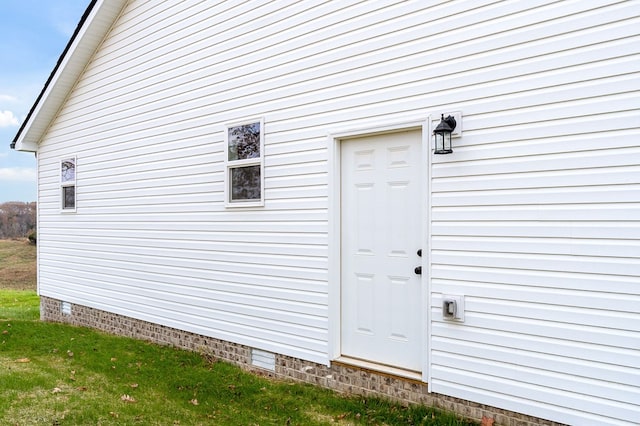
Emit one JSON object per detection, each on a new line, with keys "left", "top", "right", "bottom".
{"left": 225, "top": 120, "right": 264, "bottom": 206}
{"left": 61, "top": 157, "right": 76, "bottom": 211}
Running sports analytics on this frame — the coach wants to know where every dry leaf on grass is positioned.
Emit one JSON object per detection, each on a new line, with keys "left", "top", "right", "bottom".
{"left": 16, "top": 358, "right": 30, "bottom": 363}
{"left": 189, "top": 399, "right": 199, "bottom": 406}
{"left": 481, "top": 416, "right": 495, "bottom": 426}
{"left": 52, "top": 387, "right": 63, "bottom": 394}
{"left": 120, "top": 394, "right": 137, "bottom": 403}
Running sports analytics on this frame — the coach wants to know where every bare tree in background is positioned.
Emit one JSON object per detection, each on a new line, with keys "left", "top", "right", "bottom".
{"left": 0, "top": 202, "right": 36, "bottom": 239}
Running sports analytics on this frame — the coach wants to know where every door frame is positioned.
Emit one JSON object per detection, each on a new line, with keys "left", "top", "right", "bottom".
{"left": 327, "top": 118, "right": 432, "bottom": 384}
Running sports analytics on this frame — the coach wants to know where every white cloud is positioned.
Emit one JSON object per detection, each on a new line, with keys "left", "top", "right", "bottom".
{"left": 0, "top": 94, "right": 17, "bottom": 102}
{"left": 0, "top": 167, "right": 36, "bottom": 181}
{"left": 0, "top": 110, "right": 19, "bottom": 127}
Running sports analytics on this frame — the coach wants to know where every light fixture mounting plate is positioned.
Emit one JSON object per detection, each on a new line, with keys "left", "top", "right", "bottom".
{"left": 434, "top": 111, "right": 462, "bottom": 138}
{"left": 445, "top": 111, "right": 462, "bottom": 138}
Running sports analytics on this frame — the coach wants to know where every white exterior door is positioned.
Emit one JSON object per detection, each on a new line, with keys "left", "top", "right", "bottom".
{"left": 340, "top": 129, "right": 423, "bottom": 372}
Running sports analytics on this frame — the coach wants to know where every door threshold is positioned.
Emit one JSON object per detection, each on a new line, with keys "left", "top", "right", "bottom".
{"left": 333, "top": 356, "right": 423, "bottom": 382}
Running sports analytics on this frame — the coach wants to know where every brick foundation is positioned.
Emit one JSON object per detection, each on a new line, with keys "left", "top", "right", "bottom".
{"left": 41, "top": 296, "right": 565, "bottom": 426}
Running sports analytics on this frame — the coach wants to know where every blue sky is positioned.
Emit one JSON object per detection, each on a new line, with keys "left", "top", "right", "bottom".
{"left": 0, "top": 0, "right": 89, "bottom": 202}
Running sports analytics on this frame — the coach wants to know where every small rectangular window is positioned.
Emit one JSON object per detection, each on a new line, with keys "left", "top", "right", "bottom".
{"left": 60, "top": 157, "right": 76, "bottom": 211}
{"left": 225, "top": 119, "right": 264, "bottom": 207}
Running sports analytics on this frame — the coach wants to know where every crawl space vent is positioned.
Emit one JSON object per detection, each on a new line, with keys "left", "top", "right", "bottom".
{"left": 61, "top": 301, "right": 72, "bottom": 315}
{"left": 251, "top": 348, "right": 276, "bottom": 371}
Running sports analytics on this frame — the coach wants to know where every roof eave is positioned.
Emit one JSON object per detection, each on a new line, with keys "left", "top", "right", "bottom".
{"left": 11, "top": 0, "right": 127, "bottom": 152}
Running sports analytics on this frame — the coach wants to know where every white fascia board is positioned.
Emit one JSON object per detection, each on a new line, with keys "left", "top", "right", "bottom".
{"left": 13, "top": 0, "right": 127, "bottom": 152}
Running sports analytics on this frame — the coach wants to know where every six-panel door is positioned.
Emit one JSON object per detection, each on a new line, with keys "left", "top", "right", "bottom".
{"left": 340, "top": 129, "right": 423, "bottom": 372}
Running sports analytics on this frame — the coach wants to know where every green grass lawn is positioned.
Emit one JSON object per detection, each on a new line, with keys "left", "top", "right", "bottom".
{"left": 0, "top": 240, "right": 477, "bottom": 425}
{"left": 0, "top": 290, "right": 40, "bottom": 321}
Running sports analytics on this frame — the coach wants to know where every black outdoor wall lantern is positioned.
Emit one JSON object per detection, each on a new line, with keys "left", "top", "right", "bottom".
{"left": 433, "top": 114, "right": 457, "bottom": 154}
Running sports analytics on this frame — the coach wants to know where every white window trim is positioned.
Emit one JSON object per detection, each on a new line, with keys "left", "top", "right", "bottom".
{"left": 60, "top": 156, "right": 77, "bottom": 213}
{"left": 224, "top": 117, "right": 265, "bottom": 208}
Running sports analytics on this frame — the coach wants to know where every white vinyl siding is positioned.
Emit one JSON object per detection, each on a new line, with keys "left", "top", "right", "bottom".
{"left": 425, "top": 2, "right": 640, "bottom": 425}
{"left": 34, "top": 1, "right": 639, "bottom": 425}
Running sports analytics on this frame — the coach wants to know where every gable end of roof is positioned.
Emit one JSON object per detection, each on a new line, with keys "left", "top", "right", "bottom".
{"left": 11, "top": 0, "right": 127, "bottom": 152}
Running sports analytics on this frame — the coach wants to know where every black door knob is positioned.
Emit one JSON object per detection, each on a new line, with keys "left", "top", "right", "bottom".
{"left": 414, "top": 266, "right": 422, "bottom": 275}
{"left": 417, "top": 249, "right": 422, "bottom": 257}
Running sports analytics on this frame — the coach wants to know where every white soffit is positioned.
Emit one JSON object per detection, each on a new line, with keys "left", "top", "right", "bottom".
{"left": 13, "top": 0, "right": 127, "bottom": 152}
